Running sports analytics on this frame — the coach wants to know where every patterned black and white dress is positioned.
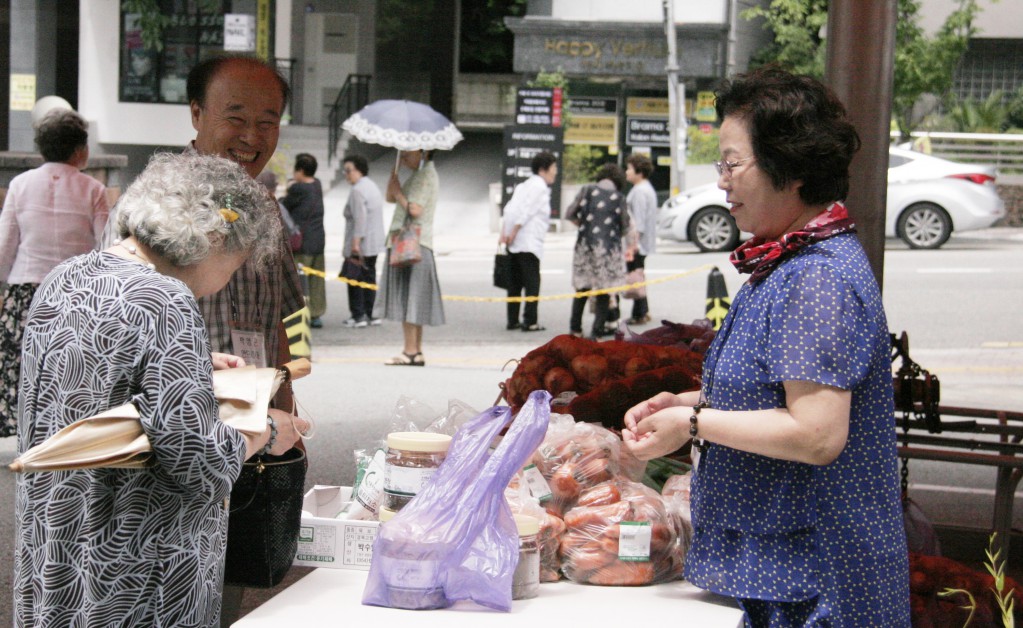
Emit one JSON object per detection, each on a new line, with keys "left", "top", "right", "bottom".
{"left": 15, "top": 252, "right": 247, "bottom": 627}
{"left": 566, "top": 180, "right": 630, "bottom": 291}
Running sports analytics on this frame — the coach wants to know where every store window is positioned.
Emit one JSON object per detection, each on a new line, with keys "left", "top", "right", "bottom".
{"left": 119, "top": 1, "right": 273, "bottom": 104}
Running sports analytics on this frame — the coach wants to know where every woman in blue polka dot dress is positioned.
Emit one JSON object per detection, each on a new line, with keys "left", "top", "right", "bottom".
{"left": 623, "top": 67, "right": 910, "bottom": 627}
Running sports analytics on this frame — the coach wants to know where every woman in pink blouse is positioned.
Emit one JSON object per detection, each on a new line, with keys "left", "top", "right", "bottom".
{"left": 0, "top": 108, "right": 109, "bottom": 437}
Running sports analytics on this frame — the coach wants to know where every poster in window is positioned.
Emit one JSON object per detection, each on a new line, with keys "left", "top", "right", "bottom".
{"left": 120, "top": 13, "right": 160, "bottom": 102}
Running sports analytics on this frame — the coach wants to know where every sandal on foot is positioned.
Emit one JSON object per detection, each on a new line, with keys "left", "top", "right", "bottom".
{"left": 385, "top": 352, "right": 425, "bottom": 366}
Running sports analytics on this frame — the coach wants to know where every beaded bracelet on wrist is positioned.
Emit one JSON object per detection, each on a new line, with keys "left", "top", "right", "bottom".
{"left": 689, "top": 401, "right": 710, "bottom": 452}
{"left": 259, "top": 415, "right": 278, "bottom": 456}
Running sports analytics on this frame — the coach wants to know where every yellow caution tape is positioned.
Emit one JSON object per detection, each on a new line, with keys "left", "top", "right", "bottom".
{"left": 283, "top": 305, "right": 312, "bottom": 359}
{"left": 298, "top": 263, "right": 717, "bottom": 304}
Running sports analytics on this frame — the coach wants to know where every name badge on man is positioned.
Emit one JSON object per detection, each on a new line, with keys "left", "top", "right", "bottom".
{"left": 230, "top": 326, "right": 267, "bottom": 367}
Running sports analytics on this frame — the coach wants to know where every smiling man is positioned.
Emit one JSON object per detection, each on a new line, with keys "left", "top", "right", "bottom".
{"left": 185, "top": 56, "right": 307, "bottom": 627}
{"left": 188, "top": 56, "right": 287, "bottom": 178}
{"left": 184, "top": 56, "right": 304, "bottom": 371}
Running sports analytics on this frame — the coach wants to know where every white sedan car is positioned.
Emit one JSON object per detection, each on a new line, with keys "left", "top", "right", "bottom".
{"left": 657, "top": 146, "right": 1006, "bottom": 251}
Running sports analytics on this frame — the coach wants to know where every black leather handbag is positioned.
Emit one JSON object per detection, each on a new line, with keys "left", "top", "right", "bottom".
{"left": 493, "top": 245, "right": 512, "bottom": 290}
{"left": 223, "top": 447, "right": 307, "bottom": 588}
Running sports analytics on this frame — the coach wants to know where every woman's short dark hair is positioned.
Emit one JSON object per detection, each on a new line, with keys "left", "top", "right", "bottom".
{"left": 625, "top": 153, "right": 654, "bottom": 179}
{"left": 531, "top": 151, "right": 557, "bottom": 175}
{"left": 714, "top": 66, "right": 861, "bottom": 205}
{"left": 343, "top": 154, "right": 369, "bottom": 176}
{"left": 594, "top": 163, "right": 626, "bottom": 191}
{"left": 35, "top": 109, "right": 88, "bottom": 163}
{"left": 186, "top": 55, "right": 290, "bottom": 114}
{"left": 295, "top": 153, "right": 317, "bottom": 177}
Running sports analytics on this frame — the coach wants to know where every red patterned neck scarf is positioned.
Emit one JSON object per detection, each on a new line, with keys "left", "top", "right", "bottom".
{"left": 730, "top": 202, "right": 856, "bottom": 283}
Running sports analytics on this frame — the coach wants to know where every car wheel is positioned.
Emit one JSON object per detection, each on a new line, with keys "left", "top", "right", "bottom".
{"left": 897, "top": 203, "right": 952, "bottom": 249}
{"left": 688, "top": 207, "right": 739, "bottom": 252}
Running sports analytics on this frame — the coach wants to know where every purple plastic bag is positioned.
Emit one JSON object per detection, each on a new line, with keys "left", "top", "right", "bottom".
{"left": 362, "top": 390, "right": 552, "bottom": 611}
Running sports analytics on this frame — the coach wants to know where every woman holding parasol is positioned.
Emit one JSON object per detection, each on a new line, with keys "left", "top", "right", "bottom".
{"left": 341, "top": 100, "right": 462, "bottom": 366}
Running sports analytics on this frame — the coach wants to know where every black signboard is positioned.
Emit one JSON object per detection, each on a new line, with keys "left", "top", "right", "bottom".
{"left": 515, "top": 87, "right": 563, "bottom": 127}
{"left": 626, "top": 116, "right": 670, "bottom": 147}
{"left": 501, "top": 125, "right": 565, "bottom": 219}
{"left": 568, "top": 97, "right": 617, "bottom": 115}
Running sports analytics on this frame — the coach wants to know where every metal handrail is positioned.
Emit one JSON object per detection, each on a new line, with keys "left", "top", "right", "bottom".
{"left": 891, "top": 130, "right": 1023, "bottom": 175}
{"left": 327, "top": 74, "right": 372, "bottom": 166}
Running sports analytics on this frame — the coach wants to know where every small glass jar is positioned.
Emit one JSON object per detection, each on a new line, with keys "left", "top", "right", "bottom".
{"left": 383, "top": 432, "right": 452, "bottom": 512}
{"left": 377, "top": 506, "right": 396, "bottom": 523}
{"left": 512, "top": 514, "right": 540, "bottom": 600}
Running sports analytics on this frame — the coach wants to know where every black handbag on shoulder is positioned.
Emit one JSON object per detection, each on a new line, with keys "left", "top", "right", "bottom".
{"left": 223, "top": 447, "right": 307, "bottom": 588}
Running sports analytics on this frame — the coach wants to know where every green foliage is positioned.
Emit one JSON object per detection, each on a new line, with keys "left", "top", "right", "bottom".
{"left": 528, "top": 69, "right": 573, "bottom": 127}
{"left": 562, "top": 144, "right": 603, "bottom": 184}
{"left": 944, "top": 90, "right": 1012, "bottom": 133}
{"left": 460, "top": 0, "right": 527, "bottom": 73}
{"left": 937, "top": 587, "right": 977, "bottom": 628}
{"left": 984, "top": 533, "right": 1016, "bottom": 628}
{"left": 741, "top": 0, "right": 828, "bottom": 77}
{"left": 687, "top": 126, "right": 720, "bottom": 165}
{"left": 740, "top": 0, "right": 983, "bottom": 139}
{"left": 640, "top": 456, "right": 691, "bottom": 493}
{"left": 893, "top": 0, "right": 979, "bottom": 140}
{"left": 121, "top": 0, "right": 170, "bottom": 52}
{"left": 377, "top": 0, "right": 437, "bottom": 68}
{"left": 1007, "top": 87, "right": 1023, "bottom": 132}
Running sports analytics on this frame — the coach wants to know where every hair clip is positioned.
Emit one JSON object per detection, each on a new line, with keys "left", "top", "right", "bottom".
{"left": 219, "top": 194, "right": 239, "bottom": 223}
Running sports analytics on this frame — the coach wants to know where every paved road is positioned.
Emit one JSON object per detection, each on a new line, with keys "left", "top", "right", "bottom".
{"left": 1, "top": 134, "right": 1020, "bottom": 623}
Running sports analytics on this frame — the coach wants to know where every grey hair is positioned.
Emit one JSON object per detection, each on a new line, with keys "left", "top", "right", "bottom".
{"left": 116, "top": 152, "right": 281, "bottom": 268}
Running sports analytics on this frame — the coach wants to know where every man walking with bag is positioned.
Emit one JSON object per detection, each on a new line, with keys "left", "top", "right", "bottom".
{"left": 499, "top": 151, "right": 558, "bottom": 332}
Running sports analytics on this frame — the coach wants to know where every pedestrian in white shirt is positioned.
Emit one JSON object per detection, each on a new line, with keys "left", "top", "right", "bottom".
{"left": 625, "top": 153, "right": 658, "bottom": 325}
{"left": 499, "top": 151, "right": 558, "bottom": 331}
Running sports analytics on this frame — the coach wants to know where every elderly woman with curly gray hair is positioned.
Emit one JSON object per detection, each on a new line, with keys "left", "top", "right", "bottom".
{"left": 14, "top": 152, "right": 310, "bottom": 627}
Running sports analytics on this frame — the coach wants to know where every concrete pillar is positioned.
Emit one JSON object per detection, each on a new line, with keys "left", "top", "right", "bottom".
{"left": 8, "top": 0, "right": 60, "bottom": 151}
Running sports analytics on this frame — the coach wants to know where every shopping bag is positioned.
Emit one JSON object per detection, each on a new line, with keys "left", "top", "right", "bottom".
{"left": 389, "top": 219, "right": 422, "bottom": 267}
{"left": 624, "top": 267, "right": 646, "bottom": 300}
{"left": 224, "top": 447, "right": 308, "bottom": 588}
{"left": 493, "top": 245, "right": 512, "bottom": 290}
{"left": 339, "top": 256, "right": 364, "bottom": 281}
{"left": 363, "top": 390, "right": 552, "bottom": 612}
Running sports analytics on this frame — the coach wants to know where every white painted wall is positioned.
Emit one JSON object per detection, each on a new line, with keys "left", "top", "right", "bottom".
{"left": 918, "top": 0, "right": 1020, "bottom": 39}
{"left": 79, "top": 0, "right": 195, "bottom": 147}
{"left": 549, "top": 0, "right": 727, "bottom": 24}
{"left": 276, "top": 0, "right": 292, "bottom": 60}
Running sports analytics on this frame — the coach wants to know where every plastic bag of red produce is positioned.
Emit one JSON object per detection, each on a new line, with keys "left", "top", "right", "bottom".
{"left": 528, "top": 415, "right": 626, "bottom": 517}
{"left": 560, "top": 481, "right": 686, "bottom": 586}
{"left": 362, "top": 390, "right": 551, "bottom": 611}
{"left": 661, "top": 473, "right": 693, "bottom": 560}
{"left": 501, "top": 335, "right": 703, "bottom": 429}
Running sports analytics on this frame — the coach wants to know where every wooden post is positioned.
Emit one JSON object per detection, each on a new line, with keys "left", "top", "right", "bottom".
{"left": 825, "top": 0, "right": 897, "bottom": 292}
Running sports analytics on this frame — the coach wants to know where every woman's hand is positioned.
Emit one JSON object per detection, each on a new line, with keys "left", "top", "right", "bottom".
{"left": 263, "top": 408, "right": 312, "bottom": 456}
{"left": 386, "top": 172, "right": 402, "bottom": 201}
{"left": 211, "top": 352, "right": 246, "bottom": 370}
{"left": 622, "top": 391, "right": 686, "bottom": 432}
{"left": 622, "top": 393, "right": 691, "bottom": 460}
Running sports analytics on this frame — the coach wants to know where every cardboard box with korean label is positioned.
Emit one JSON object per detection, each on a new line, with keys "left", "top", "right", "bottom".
{"left": 294, "top": 485, "right": 380, "bottom": 570}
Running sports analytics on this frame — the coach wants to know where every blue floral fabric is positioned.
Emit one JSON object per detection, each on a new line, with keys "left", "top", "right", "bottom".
{"left": 685, "top": 234, "right": 910, "bottom": 627}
